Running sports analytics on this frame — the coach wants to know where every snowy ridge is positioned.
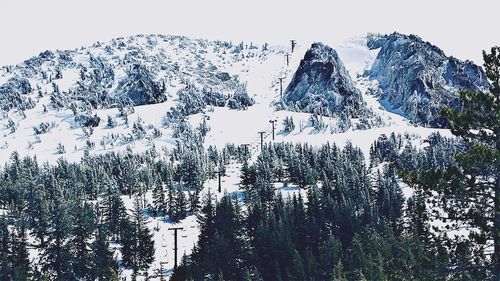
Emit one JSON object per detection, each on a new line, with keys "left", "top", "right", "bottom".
{"left": 0, "top": 34, "right": 457, "bottom": 165}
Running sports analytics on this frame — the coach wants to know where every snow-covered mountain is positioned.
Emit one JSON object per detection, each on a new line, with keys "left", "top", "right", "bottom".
{"left": 1, "top": 31, "right": 482, "bottom": 164}
{"left": 366, "top": 32, "right": 489, "bottom": 127}
{"left": 282, "top": 42, "right": 366, "bottom": 117}
{"left": 0, "top": 32, "right": 490, "bottom": 280}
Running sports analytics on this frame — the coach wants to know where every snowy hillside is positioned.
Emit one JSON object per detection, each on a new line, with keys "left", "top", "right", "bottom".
{"left": 0, "top": 33, "right": 458, "bottom": 165}
{"left": 0, "top": 32, "right": 487, "bottom": 280}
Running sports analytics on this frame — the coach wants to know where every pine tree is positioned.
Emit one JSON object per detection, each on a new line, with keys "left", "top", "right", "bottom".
{"left": 166, "top": 184, "right": 175, "bottom": 219}
{"left": 318, "top": 236, "right": 342, "bottom": 280}
{"left": 375, "top": 169, "right": 404, "bottom": 231}
{"left": 120, "top": 219, "right": 135, "bottom": 268}
{"left": 25, "top": 183, "right": 49, "bottom": 248}
{"left": 152, "top": 184, "right": 166, "bottom": 216}
{"left": 171, "top": 188, "right": 187, "bottom": 222}
{"left": 403, "top": 46, "right": 500, "bottom": 277}
{"left": 330, "top": 260, "right": 347, "bottom": 281}
{"left": 107, "top": 115, "right": 117, "bottom": 128}
{"left": 101, "top": 182, "right": 128, "bottom": 241}
{"left": 288, "top": 249, "right": 306, "bottom": 281}
{"left": 240, "top": 160, "right": 255, "bottom": 191}
{"left": 10, "top": 226, "right": 30, "bottom": 280}
{"left": 70, "top": 201, "right": 96, "bottom": 280}
{"left": 197, "top": 195, "right": 215, "bottom": 246}
{"left": 178, "top": 150, "right": 205, "bottom": 191}
{"left": 0, "top": 218, "right": 12, "bottom": 280}
{"left": 121, "top": 197, "right": 155, "bottom": 274}
{"left": 283, "top": 116, "right": 295, "bottom": 134}
{"left": 306, "top": 185, "right": 323, "bottom": 252}
{"left": 188, "top": 190, "right": 200, "bottom": 214}
{"left": 91, "top": 224, "right": 118, "bottom": 281}
{"left": 43, "top": 194, "right": 74, "bottom": 280}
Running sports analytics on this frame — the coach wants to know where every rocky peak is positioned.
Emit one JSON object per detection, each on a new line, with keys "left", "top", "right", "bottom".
{"left": 283, "top": 42, "right": 365, "bottom": 117}
{"left": 366, "top": 32, "right": 489, "bottom": 127}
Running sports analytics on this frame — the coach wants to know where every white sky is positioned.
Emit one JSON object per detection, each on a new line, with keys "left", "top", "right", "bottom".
{"left": 0, "top": 0, "right": 498, "bottom": 66}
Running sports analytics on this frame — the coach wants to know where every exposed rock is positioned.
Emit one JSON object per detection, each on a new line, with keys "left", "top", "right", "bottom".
{"left": 283, "top": 42, "right": 365, "bottom": 117}
{"left": 367, "top": 32, "right": 489, "bottom": 127}
{"left": 115, "top": 64, "right": 166, "bottom": 105}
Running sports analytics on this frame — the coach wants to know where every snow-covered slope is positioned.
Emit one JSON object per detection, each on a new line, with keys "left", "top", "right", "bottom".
{"left": 0, "top": 33, "right": 473, "bottom": 280}
{"left": 0, "top": 33, "right": 463, "bottom": 165}
{"left": 0, "top": 35, "right": 282, "bottom": 163}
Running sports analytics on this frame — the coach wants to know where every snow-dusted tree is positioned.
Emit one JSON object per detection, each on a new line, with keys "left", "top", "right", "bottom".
{"left": 91, "top": 224, "right": 118, "bottom": 280}
{"left": 152, "top": 184, "right": 166, "bottom": 216}
{"left": 170, "top": 188, "right": 188, "bottom": 222}
{"left": 55, "top": 143, "right": 65, "bottom": 155}
{"left": 107, "top": 115, "right": 117, "bottom": 128}
{"left": 282, "top": 116, "right": 295, "bottom": 134}
{"left": 121, "top": 196, "right": 155, "bottom": 275}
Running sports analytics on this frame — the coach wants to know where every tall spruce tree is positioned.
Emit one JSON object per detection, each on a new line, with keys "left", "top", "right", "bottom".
{"left": 43, "top": 192, "right": 74, "bottom": 280}
{"left": 403, "top": 46, "right": 500, "bottom": 278}
{"left": 0, "top": 218, "right": 12, "bottom": 280}
{"left": 101, "top": 182, "right": 128, "bottom": 241}
{"left": 170, "top": 187, "right": 187, "bottom": 222}
{"left": 70, "top": 201, "right": 96, "bottom": 280}
{"left": 121, "top": 196, "right": 155, "bottom": 275}
{"left": 92, "top": 224, "right": 119, "bottom": 281}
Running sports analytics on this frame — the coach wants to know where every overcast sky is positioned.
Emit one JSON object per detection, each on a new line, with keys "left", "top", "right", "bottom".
{"left": 0, "top": 0, "right": 498, "bottom": 66}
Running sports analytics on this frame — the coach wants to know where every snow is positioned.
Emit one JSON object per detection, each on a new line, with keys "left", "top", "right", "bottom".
{"left": 335, "top": 36, "right": 380, "bottom": 76}
{"left": 0, "top": 35, "right": 451, "bottom": 166}
{"left": 0, "top": 34, "right": 460, "bottom": 280}
{"left": 53, "top": 68, "right": 80, "bottom": 92}
{"left": 274, "top": 182, "right": 307, "bottom": 200}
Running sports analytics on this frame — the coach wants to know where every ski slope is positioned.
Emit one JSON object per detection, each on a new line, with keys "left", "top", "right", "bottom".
{"left": 0, "top": 35, "right": 456, "bottom": 280}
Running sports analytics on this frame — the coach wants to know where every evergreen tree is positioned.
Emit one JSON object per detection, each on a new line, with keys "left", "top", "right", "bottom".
{"left": 171, "top": 188, "right": 187, "bottom": 222}
{"left": 121, "top": 197, "right": 155, "bottom": 275}
{"left": 188, "top": 190, "right": 200, "bottom": 214}
{"left": 375, "top": 169, "right": 404, "bottom": 231}
{"left": 42, "top": 193, "right": 74, "bottom": 280}
{"left": 403, "top": 46, "right": 500, "bottom": 278}
{"left": 288, "top": 249, "right": 306, "bottom": 281}
{"left": 91, "top": 224, "right": 119, "bottom": 281}
{"left": 240, "top": 160, "right": 256, "bottom": 191}
{"left": 101, "top": 182, "right": 128, "bottom": 241}
{"left": 178, "top": 150, "right": 205, "bottom": 191}
{"left": 25, "top": 183, "right": 49, "bottom": 248}
{"left": 282, "top": 116, "right": 295, "bottom": 134}
{"left": 152, "top": 184, "right": 166, "bottom": 216}
{"left": 107, "top": 115, "right": 117, "bottom": 128}
{"left": 197, "top": 191, "right": 215, "bottom": 252}
{"left": 0, "top": 218, "right": 12, "bottom": 280}
{"left": 8, "top": 210, "right": 31, "bottom": 280}
{"left": 70, "top": 201, "right": 96, "bottom": 280}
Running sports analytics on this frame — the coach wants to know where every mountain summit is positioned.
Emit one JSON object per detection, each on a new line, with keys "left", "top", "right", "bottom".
{"left": 283, "top": 42, "right": 365, "bottom": 117}
{"left": 366, "top": 32, "right": 489, "bottom": 127}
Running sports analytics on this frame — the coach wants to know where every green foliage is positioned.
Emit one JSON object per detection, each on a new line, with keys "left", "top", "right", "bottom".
{"left": 402, "top": 46, "right": 500, "bottom": 278}
{"left": 121, "top": 197, "right": 155, "bottom": 274}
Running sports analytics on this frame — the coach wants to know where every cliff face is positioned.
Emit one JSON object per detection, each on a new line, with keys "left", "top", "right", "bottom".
{"left": 283, "top": 42, "right": 365, "bottom": 117}
{"left": 367, "top": 32, "right": 489, "bottom": 127}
